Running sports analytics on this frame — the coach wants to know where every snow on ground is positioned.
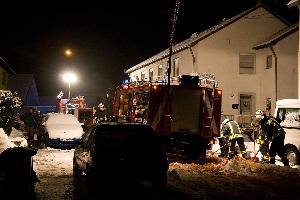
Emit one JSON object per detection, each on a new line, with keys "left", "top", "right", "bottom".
{"left": 168, "top": 156, "right": 300, "bottom": 200}
{"left": 32, "top": 148, "right": 300, "bottom": 200}
{"left": 33, "top": 148, "right": 74, "bottom": 177}
{"left": 33, "top": 148, "right": 77, "bottom": 200}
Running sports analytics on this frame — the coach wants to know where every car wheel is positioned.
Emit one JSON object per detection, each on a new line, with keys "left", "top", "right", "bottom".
{"left": 73, "top": 157, "right": 81, "bottom": 177}
{"left": 286, "top": 146, "right": 299, "bottom": 166}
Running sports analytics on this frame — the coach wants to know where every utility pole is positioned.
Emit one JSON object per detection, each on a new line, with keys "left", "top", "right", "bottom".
{"left": 167, "top": 0, "right": 181, "bottom": 88}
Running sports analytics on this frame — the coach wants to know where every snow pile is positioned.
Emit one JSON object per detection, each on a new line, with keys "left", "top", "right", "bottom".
{"left": 33, "top": 148, "right": 74, "bottom": 177}
{"left": 168, "top": 157, "right": 300, "bottom": 200}
{"left": 0, "top": 128, "right": 15, "bottom": 154}
{"left": 8, "top": 127, "right": 27, "bottom": 147}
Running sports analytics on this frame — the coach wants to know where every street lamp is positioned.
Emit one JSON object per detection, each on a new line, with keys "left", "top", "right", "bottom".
{"left": 65, "top": 49, "right": 72, "bottom": 57}
{"left": 63, "top": 72, "right": 77, "bottom": 100}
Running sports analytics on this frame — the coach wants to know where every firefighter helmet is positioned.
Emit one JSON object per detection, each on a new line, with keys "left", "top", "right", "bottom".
{"left": 222, "top": 118, "right": 230, "bottom": 125}
{"left": 255, "top": 110, "right": 264, "bottom": 122}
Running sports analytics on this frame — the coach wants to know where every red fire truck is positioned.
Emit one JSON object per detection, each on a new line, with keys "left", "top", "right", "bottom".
{"left": 56, "top": 94, "right": 94, "bottom": 129}
{"left": 112, "top": 75, "right": 222, "bottom": 159}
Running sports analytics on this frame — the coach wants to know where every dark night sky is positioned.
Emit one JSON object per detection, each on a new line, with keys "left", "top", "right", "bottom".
{"left": 0, "top": 0, "right": 297, "bottom": 105}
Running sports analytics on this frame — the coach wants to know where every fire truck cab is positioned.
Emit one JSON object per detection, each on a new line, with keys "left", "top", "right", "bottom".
{"left": 112, "top": 75, "right": 222, "bottom": 159}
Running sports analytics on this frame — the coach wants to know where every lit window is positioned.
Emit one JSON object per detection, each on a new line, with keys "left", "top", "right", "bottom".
{"left": 141, "top": 72, "right": 146, "bottom": 81}
{"left": 172, "top": 58, "right": 180, "bottom": 77}
{"left": 158, "top": 65, "right": 163, "bottom": 78}
{"left": 149, "top": 68, "right": 153, "bottom": 81}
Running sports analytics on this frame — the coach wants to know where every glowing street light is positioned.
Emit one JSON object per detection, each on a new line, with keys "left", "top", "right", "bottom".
{"left": 65, "top": 49, "right": 72, "bottom": 57}
{"left": 63, "top": 72, "right": 77, "bottom": 99}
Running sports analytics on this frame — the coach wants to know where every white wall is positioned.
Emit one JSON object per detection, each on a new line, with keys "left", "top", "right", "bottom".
{"left": 128, "top": 6, "right": 290, "bottom": 120}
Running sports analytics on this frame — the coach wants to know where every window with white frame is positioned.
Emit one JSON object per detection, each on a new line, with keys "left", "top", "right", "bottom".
{"left": 172, "top": 58, "right": 179, "bottom": 77}
{"left": 149, "top": 68, "right": 153, "bottom": 81}
{"left": 175, "top": 58, "right": 179, "bottom": 76}
{"left": 135, "top": 75, "right": 139, "bottom": 81}
{"left": 158, "top": 65, "right": 163, "bottom": 78}
{"left": 239, "top": 53, "right": 256, "bottom": 74}
{"left": 141, "top": 71, "right": 146, "bottom": 81}
{"left": 266, "top": 55, "right": 272, "bottom": 69}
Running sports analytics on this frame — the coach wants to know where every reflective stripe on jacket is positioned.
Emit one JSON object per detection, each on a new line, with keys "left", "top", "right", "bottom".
{"left": 221, "top": 120, "right": 243, "bottom": 140}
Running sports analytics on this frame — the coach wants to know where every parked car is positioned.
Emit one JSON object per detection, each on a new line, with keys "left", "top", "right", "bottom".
{"left": 43, "top": 113, "right": 84, "bottom": 148}
{"left": 73, "top": 123, "right": 169, "bottom": 191}
{"left": 274, "top": 99, "right": 300, "bottom": 166}
{"left": 0, "top": 147, "right": 38, "bottom": 197}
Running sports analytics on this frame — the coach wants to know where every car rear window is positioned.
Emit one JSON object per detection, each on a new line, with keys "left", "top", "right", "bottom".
{"left": 94, "top": 124, "right": 163, "bottom": 159}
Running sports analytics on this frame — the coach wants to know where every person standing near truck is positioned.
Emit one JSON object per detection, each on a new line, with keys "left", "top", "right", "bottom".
{"left": 255, "top": 110, "right": 289, "bottom": 166}
{"left": 24, "top": 107, "right": 36, "bottom": 143}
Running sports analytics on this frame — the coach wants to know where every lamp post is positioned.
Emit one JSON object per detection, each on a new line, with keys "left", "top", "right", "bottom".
{"left": 63, "top": 72, "right": 77, "bottom": 100}
{"left": 64, "top": 49, "right": 72, "bottom": 57}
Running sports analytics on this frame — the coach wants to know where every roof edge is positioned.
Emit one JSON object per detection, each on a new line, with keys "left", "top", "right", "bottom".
{"left": 0, "top": 57, "right": 16, "bottom": 74}
{"left": 125, "top": 2, "right": 291, "bottom": 74}
{"left": 253, "top": 23, "right": 298, "bottom": 49}
{"left": 288, "top": 0, "right": 300, "bottom": 8}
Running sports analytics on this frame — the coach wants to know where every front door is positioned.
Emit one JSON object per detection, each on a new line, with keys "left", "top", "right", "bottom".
{"left": 240, "top": 94, "right": 252, "bottom": 115}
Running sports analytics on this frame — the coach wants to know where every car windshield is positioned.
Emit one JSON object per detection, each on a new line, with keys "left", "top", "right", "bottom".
{"left": 276, "top": 108, "right": 300, "bottom": 128}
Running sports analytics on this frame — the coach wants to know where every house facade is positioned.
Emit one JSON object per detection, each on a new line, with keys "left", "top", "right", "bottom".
{"left": 288, "top": 0, "right": 300, "bottom": 98}
{"left": 0, "top": 57, "right": 16, "bottom": 90}
{"left": 8, "top": 74, "right": 40, "bottom": 114}
{"left": 254, "top": 24, "right": 298, "bottom": 112}
{"left": 125, "top": 3, "right": 297, "bottom": 126}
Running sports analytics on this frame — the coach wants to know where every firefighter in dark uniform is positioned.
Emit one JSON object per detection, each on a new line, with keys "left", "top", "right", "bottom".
{"left": 255, "top": 110, "right": 289, "bottom": 166}
{"left": 218, "top": 119, "right": 230, "bottom": 157}
{"left": 221, "top": 118, "right": 247, "bottom": 159}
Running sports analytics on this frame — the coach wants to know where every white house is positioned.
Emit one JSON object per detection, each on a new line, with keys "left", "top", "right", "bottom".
{"left": 288, "top": 0, "right": 300, "bottom": 98}
{"left": 254, "top": 23, "right": 298, "bottom": 111}
{"left": 124, "top": 3, "right": 296, "bottom": 126}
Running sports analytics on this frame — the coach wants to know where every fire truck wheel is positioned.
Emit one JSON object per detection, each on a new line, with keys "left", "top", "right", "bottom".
{"left": 286, "top": 146, "right": 299, "bottom": 166}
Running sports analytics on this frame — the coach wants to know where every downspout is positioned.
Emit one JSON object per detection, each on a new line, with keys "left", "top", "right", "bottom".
{"left": 189, "top": 45, "right": 196, "bottom": 74}
{"left": 269, "top": 45, "right": 278, "bottom": 101}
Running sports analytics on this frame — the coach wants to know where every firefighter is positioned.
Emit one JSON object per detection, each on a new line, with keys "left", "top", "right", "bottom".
{"left": 24, "top": 107, "right": 36, "bottom": 144}
{"left": 221, "top": 118, "right": 247, "bottom": 159}
{"left": 255, "top": 110, "right": 289, "bottom": 166}
{"left": 218, "top": 118, "right": 230, "bottom": 157}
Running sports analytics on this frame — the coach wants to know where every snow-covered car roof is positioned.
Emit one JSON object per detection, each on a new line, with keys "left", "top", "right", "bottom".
{"left": 44, "top": 113, "right": 83, "bottom": 139}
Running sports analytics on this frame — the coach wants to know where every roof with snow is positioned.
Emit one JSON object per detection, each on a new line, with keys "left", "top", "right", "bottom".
{"left": 288, "top": 0, "right": 300, "bottom": 7}
{"left": 125, "top": 3, "right": 290, "bottom": 74}
{"left": 253, "top": 23, "right": 298, "bottom": 49}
